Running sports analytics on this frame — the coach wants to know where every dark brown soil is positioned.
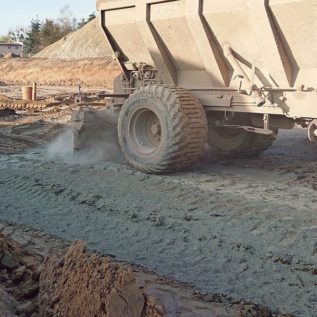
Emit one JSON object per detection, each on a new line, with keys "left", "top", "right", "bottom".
{"left": 0, "top": 233, "right": 42, "bottom": 316}
{"left": 39, "top": 241, "right": 164, "bottom": 317}
{"left": 0, "top": 233, "right": 164, "bottom": 317}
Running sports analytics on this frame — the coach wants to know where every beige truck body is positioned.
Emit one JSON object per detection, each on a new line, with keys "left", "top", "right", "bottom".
{"left": 97, "top": 0, "right": 317, "bottom": 120}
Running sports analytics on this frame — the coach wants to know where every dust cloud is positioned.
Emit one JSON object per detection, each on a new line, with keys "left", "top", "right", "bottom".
{"left": 46, "top": 128, "right": 124, "bottom": 165}
{"left": 46, "top": 129, "right": 74, "bottom": 163}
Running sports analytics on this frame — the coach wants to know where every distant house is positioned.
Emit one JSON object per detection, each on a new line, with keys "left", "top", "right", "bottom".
{"left": 0, "top": 42, "right": 23, "bottom": 56}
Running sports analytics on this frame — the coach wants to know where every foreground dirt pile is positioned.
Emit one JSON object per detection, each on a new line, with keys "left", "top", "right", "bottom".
{"left": 34, "top": 18, "right": 112, "bottom": 60}
{"left": 39, "top": 241, "right": 164, "bottom": 317}
{"left": 0, "top": 234, "right": 164, "bottom": 317}
{"left": 0, "top": 58, "right": 120, "bottom": 88}
{"left": 0, "top": 233, "right": 42, "bottom": 316}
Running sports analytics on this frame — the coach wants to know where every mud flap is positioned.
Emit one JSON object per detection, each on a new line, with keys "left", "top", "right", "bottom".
{"left": 71, "top": 107, "right": 123, "bottom": 162}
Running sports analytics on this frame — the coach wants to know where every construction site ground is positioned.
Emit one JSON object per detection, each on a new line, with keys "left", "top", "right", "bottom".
{"left": 0, "top": 58, "right": 120, "bottom": 88}
{"left": 0, "top": 83, "right": 316, "bottom": 317}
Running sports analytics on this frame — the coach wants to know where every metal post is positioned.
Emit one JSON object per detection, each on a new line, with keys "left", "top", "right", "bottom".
{"left": 32, "top": 82, "right": 37, "bottom": 101}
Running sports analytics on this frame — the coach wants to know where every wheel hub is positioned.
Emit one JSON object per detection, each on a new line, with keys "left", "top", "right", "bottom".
{"left": 129, "top": 108, "right": 162, "bottom": 155}
{"left": 150, "top": 118, "right": 161, "bottom": 142}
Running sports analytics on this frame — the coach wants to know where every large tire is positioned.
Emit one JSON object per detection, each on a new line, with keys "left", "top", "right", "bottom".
{"left": 207, "top": 113, "right": 277, "bottom": 158}
{"left": 118, "top": 85, "right": 208, "bottom": 173}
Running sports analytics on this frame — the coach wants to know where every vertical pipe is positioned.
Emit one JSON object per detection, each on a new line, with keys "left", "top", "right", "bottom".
{"left": 32, "top": 82, "right": 37, "bottom": 101}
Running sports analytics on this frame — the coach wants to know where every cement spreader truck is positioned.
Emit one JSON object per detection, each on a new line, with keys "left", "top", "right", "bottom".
{"left": 73, "top": 0, "right": 317, "bottom": 173}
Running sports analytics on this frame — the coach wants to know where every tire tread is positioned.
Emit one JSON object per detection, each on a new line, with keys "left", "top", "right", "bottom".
{"left": 118, "top": 85, "right": 207, "bottom": 173}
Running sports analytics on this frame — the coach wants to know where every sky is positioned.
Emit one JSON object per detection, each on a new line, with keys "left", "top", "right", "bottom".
{"left": 0, "top": 1, "right": 96, "bottom": 35}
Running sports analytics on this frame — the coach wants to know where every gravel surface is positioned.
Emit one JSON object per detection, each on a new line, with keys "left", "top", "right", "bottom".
{"left": 0, "top": 120, "right": 316, "bottom": 316}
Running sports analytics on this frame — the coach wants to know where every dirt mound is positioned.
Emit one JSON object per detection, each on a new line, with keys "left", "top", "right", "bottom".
{"left": 0, "top": 233, "right": 42, "bottom": 316}
{"left": 35, "top": 18, "right": 112, "bottom": 60}
{"left": 0, "top": 19, "right": 121, "bottom": 89}
{"left": 0, "top": 234, "right": 164, "bottom": 317}
{"left": 0, "top": 58, "right": 120, "bottom": 88}
{"left": 39, "top": 241, "right": 164, "bottom": 317}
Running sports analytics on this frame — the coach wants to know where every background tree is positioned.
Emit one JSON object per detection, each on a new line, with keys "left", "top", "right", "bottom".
{"left": 57, "top": 5, "right": 77, "bottom": 35}
{"left": 23, "top": 18, "right": 41, "bottom": 55}
{"left": 39, "top": 19, "right": 63, "bottom": 48}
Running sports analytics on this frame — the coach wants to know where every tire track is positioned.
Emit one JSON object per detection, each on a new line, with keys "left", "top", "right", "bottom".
{"left": 0, "top": 163, "right": 317, "bottom": 315}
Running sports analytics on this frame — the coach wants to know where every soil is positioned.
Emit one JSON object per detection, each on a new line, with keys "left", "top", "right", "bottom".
{"left": 1, "top": 221, "right": 282, "bottom": 317}
{"left": 0, "top": 85, "right": 316, "bottom": 316}
{"left": 0, "top": 99, "right": 314, "bottom": 317}
{"left": 0, "top": 229, "right": 164, "bottom": 317}
{"left": 0, "top": 58, "right": 120, "bottom": 88}
{"left": 0, "top": 232, "right": 42, "bottom": 316}
{"left": 39, "top": 241, "right": 161, "bottom": 317}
